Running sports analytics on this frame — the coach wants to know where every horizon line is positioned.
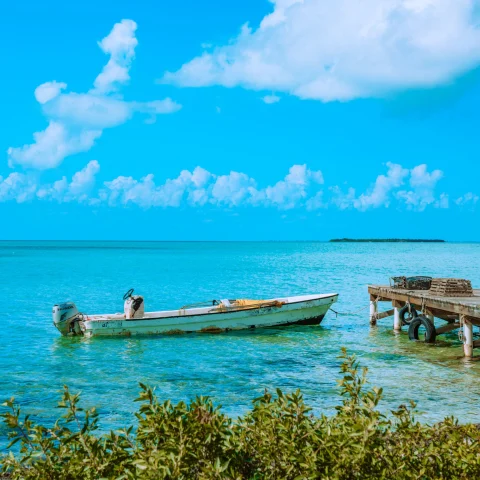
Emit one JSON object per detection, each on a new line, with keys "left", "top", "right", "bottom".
{"left": 2, "top": 239, "right": 480, "bottom": 243}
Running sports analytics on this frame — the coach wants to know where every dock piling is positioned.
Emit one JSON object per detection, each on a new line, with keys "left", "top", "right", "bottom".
{"left": 369, "top": 296, "right": 378, "bottom": 325}
{"left": 393, "top": 307, "right": 402, "bottom": 331}
{"left": 462, "top": 316, "right": 473, "bottom": 358}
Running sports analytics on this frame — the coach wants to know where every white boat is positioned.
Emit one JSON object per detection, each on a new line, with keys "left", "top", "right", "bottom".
{"left": 52, "top": 289, "right": 338, "bottom": 338}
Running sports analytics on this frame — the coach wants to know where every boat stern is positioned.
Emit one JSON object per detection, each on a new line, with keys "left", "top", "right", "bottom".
{"left": 52, "top": 302, "right": 83, "bottom": 336}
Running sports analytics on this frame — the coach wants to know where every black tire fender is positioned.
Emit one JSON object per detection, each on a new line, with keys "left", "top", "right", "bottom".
{"left": 408, "top": 315, "right": 436, "bottom": 343}
{"left": 399, "top": 305, "right": 418, "bottom": 326}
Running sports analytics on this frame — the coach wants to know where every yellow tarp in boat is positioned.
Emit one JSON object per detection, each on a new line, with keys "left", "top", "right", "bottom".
{"left": 217, "top": 299, "right": 284, "bottom": 310}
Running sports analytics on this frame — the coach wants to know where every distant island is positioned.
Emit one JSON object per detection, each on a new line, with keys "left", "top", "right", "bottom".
{"left": 330, "top": 238, "right": 445, "bottom": 243}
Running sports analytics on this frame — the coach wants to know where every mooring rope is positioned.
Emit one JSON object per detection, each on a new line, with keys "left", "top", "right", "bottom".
{"left": 420, "top": 296, "right": 427, "bottom": 315}
{"left": 458, "top": 314, "right": 464, "bottom": 342}
{"left": 330, "top": 296, "right": 380, "bottom": 317}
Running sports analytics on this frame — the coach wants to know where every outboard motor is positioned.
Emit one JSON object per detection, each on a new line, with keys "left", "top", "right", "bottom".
{"left": 123, "top": 289, "right": 144, "bottom": 319}
{"left": 52, "top": 302, "right": 83, "bottom": 336}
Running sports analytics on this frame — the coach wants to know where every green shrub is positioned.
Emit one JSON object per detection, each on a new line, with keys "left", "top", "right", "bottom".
{"left": 2, "top": 348, "right": 480, "bottom": 479}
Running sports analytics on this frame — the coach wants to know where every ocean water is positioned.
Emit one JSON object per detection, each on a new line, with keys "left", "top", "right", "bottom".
{"left": 1, "top": 241, "right": 480, "bottom": 448}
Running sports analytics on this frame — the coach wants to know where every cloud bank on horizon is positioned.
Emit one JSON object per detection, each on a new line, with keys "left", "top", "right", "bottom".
{"left": 7, "top": 20, "right": 181, "bottom": 171}
{"left": 1, "top": 160, "right": 477, "bottom": 212}
{"left": 163, "top": 0, "right": 480, "bottom": 101}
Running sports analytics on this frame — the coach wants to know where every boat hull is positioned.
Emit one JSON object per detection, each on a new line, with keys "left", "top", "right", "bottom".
{"left": 80, "top": 294, "right": 338, "bottom": 337}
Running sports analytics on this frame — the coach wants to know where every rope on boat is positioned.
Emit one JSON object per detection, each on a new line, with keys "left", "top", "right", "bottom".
{"left": 180, "top": 299, "right": 284, "bottom": 312}
{"left": 216, "top": 300, "right": 284, "bottom": 312}
{"left": 180, "top": 300, "right": 219, "bottom": 310}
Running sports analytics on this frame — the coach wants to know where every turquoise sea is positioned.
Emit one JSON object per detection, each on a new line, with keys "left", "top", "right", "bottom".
{"left": 1, "top": 241, "right": 480, "bottom": 448}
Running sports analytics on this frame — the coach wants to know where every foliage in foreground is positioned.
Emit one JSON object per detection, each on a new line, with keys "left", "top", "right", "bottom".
{"left": 2, "top": 349, "right": 480, "bottom": 479}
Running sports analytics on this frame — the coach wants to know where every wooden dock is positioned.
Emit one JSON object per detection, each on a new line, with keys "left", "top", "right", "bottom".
{"left": 368, "top": 284, "right": 480, "bottom": 357}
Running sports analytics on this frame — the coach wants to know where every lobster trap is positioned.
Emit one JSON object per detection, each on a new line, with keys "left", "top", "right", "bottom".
{"left": 390, "top": 276, "right": 432, "bottom": 290}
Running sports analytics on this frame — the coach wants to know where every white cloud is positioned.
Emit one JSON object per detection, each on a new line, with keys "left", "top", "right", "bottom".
{"left": 260, "top": 0, "right": 301, "bottom": 29}
{"left": 262, "top": 94, "right": 280, "bottom": 104}
{"left": 34, "top": 81, "right": 67, "bottom": 104}
{"left": 354, "top": 162, "right": 409, "bottom": 211}
{"left": 69, "top": 160, "right": 100, "bottom": 196}
{"left": 0, "top": 172, "right": 37, "bottom": 203}
{"left": 36, "top": 177, "right": 68, "bottom": 201}
{"left": 132, "top": 99, "right": 181, "bottom": 124}
{"left": 328, "top": 163, "right": 446, "bottom": 211}
{"left": 306, "top": 191, "right": 326, "bottom": 210}
{"left": 8, "top": 20, "right": 180, "bottom": 170}
{"left": 36, "top": 160, "right": 100, "bottom": 203}
{"left": 99, "top": 164, "right": 323, "bottom": 209}
{"left": 43, "top": 94, "right": 133, "bottom": 129}
{"left": 0, "top": 160, "right": 469, "bottom": 214}
{"left": 99, "top": 175, "right": 137, "bottom": 206}
{"left": 7, "top": 122, "right": 101, "bottom": 170}
{"left": 329, "top": 186, "right": 356, "bottom": 210}
{"left": 396, "top": 164, "right": 444, "bottom": 211}
{"left": 190, "top": 166, "right": 212, "bottom": 187}
{"left": 211, "top": 172, "right": 258, "bottom": 206}
{"left": 264, "top": 164, "right": 323, "bottom": 209}
{"left": 101, "top": 167, "right": 212, "bottom": 208}
{"left": 163, "top": 0, "right": 480, "bottom": 101}
{"left": 435, "top": 193, "right": 449, "bottom": 209}
{"left": 456, "top": 192, "right": 479, "bottom": 207}
{"left": 92, "top": 19, "right": 138, "bottom": 95}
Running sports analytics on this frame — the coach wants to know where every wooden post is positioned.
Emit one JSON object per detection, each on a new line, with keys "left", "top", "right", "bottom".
{"left": 393, "top": 307, "right": 401, "bottom": 331}
{"left": 369, "top": 296, "right": 378, "bottom": 326}
{"left": 377, "top": 309, "right": 394, "bottom": 320}
{"left": 435, "top": 323, "right": 460, "bottom": 335}
{"left": 427, "top": 313, "right": 434, "bottom": 322}
{"left": 463, "top": 316, "right": 473, "bottom": 358}
{"left": 393, "top": 300, "right": 402, "bottom": 331}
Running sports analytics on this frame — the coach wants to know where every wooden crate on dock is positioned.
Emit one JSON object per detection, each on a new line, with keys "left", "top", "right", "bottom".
{"left": 429, "top": 278, "right": 473, "bottom": 297}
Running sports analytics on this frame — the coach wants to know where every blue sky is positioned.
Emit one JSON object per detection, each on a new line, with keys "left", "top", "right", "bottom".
{"left": 1, "top": 0, "right": 479, "bottom": 240}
